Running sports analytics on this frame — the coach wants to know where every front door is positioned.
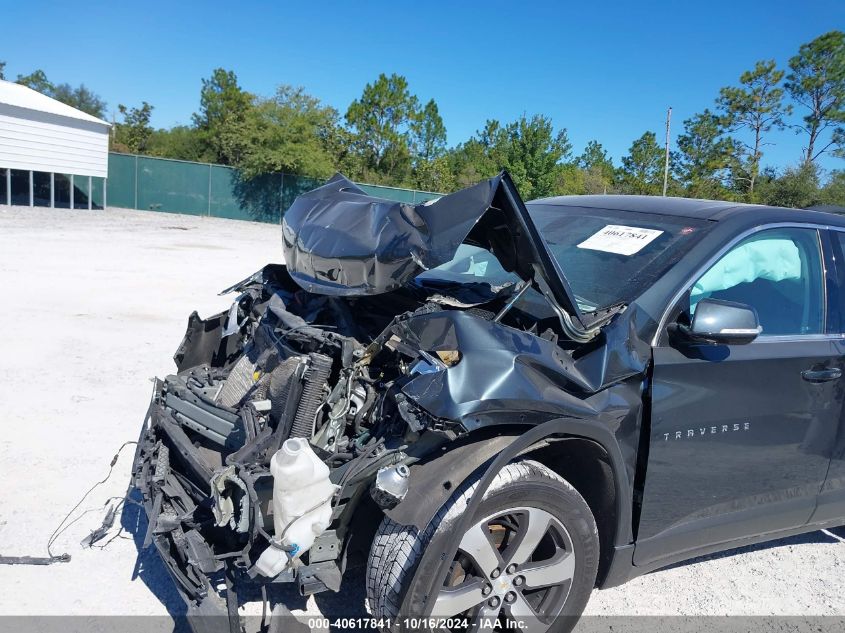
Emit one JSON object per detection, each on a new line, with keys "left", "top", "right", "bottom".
{"left": 635, "top": 225, "right": 843, "bottom": 566}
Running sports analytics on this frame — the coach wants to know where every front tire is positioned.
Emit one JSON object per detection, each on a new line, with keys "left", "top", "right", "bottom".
{"left": 366, "top": 459, "right": 599, "bottom": 633}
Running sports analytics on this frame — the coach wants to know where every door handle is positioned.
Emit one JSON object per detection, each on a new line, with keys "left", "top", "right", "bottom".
{"left": 801, "top": 368, "right": 843, "bottom": 383}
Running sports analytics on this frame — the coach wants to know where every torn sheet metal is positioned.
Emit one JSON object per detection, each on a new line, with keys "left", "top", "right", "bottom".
{"left": 281, "top": 172, "right": 585, "bottom": 326}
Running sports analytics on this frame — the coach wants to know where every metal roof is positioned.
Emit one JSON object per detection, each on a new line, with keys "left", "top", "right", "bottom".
{"left": 0, "top": 79, "right": 109, "bottom": 127}
{"left": 808, "top": 204, "right": 845, "bottom": 215}
{"left": 528, "top": 194, "right": 749, "bottom": 219}
{"left": 528, "top": 194, "right": 845, "bottom": 225}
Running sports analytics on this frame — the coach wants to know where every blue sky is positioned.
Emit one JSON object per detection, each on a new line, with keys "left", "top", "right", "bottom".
{"left": 4, "top": 0, "right": 844, "bottom": 175}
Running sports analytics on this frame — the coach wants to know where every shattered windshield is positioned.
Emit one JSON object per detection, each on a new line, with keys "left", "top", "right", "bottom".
{"left": 416, "top": 206, "right": 711, "bottom": 311}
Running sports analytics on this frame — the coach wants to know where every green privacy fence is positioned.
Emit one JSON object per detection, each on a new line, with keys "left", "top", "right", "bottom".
{"left": 107, "top": 153, "right": 441, "bottom": 223}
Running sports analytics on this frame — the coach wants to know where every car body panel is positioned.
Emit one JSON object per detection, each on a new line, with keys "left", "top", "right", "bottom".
{"left": 810, "top": 229, "right": 845, "bottom": 524}
{"left": 282, "top": 171, "right": 587, "bottom": 327}
{"left": 383, "top": 305, "right": 652, "bottom": 541}
{"left": 635, "top": 336, "right": 843, "bottom": 565}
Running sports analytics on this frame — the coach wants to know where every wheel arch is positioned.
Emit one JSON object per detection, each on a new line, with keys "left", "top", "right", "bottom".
{"left": 522, "top": 437, "right": 619, "bottom": 587}
{"left": 382, "top": 417, "right": 632, "bottom": 620}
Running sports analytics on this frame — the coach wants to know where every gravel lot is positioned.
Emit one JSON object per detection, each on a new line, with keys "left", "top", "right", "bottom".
{"left": 0, "top": 205, "right": 843, "bottom": 631}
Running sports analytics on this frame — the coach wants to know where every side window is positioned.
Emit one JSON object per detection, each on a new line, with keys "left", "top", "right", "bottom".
{"left": 689, "top": 227, "right": 824, "bottom": 336}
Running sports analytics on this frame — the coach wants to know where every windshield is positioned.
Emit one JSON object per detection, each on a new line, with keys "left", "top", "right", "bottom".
{"left": 415, "top": 205, "right": 711, "bottom": 311}
{"left": 530, "top": 206, "right": 710, "bottom": 309}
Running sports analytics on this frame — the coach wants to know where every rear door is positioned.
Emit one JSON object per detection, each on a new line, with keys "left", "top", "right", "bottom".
{"left": 811, "top": 228, "right": 845, "bottom": 524}
{"left": 635, "top": 224, "right": 844, "bottom": 566}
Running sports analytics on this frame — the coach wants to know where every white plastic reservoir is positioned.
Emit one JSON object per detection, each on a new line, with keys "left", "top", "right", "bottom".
{"left": 254, "top": 438, "right": 338, "bottom": 577}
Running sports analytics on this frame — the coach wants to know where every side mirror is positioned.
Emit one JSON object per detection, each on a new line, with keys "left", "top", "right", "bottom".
{"left": 675, "top": 298, "right": 761, "bottom": 345}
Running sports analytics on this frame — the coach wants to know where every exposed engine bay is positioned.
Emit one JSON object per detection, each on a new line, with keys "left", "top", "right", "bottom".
{"left": 131, "top": 172, "right": 624, "bottom": 618}
{"left": 133, "top": 260, "right": 554, "bottom": 599}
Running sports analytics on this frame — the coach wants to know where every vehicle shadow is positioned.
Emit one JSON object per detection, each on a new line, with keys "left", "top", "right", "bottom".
{"left": 120, "top": 488, "right": 192, "bottom": 633}
{"left": 312, "top": 566, "right": 373, "bottom": 630}
{"left": 661, "top": 525, "right": 845, "bottom": 572}
{"left": 255, "top": 565, "right": 374, "bottom": 632}
{"left": 121, "top": 488, "right": 372, "bottom": 632}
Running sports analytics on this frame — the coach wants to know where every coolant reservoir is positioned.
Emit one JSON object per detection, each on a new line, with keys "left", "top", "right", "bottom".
{"left": 253, "top": 438, "right": 338, "bottom": 577}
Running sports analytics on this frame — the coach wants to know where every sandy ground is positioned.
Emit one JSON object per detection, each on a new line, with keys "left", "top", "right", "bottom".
{"left": 0, "top": 205, "right": 843, "bottom": 630}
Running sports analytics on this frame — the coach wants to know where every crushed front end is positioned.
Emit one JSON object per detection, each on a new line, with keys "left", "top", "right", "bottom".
{"left": 130, "top": 172, "right": 623, "bottom": 629}
{"left": 132, "top": 263, "right": 469, "bottom": 617}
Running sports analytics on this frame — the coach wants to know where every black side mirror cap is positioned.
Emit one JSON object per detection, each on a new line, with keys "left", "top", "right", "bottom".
{"left": 673, "top": 298, "right": 761, "bottom": 346}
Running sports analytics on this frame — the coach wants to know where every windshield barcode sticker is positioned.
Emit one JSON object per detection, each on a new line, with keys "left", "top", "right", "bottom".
{"left": 577, "top": 225, "right": 664, "bottom": 256}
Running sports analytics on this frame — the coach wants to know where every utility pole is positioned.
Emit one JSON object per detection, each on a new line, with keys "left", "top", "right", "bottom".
{"left": 662, "top": 106, "right": 672, "bottom": 197}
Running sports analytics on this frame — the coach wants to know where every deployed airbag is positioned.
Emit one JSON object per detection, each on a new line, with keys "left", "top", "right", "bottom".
{"left": 691, "top": 238, "right": 802, "bottom": 310}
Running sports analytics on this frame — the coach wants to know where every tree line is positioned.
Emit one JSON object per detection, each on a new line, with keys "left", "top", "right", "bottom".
{"left": 2, "top": 30, "right": 844, "bottom": 208}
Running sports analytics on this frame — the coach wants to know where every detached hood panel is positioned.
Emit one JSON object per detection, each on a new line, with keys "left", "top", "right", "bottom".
{"left": 282, "top": 172, "right": 585, "bottom": 325}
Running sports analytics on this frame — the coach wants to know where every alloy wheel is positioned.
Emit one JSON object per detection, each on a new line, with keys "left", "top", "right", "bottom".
{"left": 432, "top": 506, "right": 576, "bottom": 633}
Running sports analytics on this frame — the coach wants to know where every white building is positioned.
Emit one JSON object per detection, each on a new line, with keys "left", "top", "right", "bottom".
{"left": 0, "top": 79, "right": 110, "bottom": 208}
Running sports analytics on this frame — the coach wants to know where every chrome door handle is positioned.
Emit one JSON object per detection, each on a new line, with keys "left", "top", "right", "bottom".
{"left": 801, "top": 368, "right": 843, "bottom": 383}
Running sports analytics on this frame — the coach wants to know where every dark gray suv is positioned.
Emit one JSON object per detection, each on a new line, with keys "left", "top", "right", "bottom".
{"left": 133, "top": 172, "right": 845, "bottom": 633}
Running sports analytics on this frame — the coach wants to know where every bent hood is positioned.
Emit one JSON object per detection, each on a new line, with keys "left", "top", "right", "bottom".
{"left": 282, "top": 171, "right": 585, "bottom": 327}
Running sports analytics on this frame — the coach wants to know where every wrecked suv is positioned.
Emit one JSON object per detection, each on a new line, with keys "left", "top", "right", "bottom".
{"left": 133, "top": 172, "right": 845, "bottom": 632}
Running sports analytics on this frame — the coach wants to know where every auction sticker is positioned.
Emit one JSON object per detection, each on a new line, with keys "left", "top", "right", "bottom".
{"left": 577, "top": 224, "right": 664, "bottom": 255}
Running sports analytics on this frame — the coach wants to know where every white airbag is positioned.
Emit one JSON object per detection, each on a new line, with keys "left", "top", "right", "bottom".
{"left": 691, "top": 238, "right": 802, "bottom": 309}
